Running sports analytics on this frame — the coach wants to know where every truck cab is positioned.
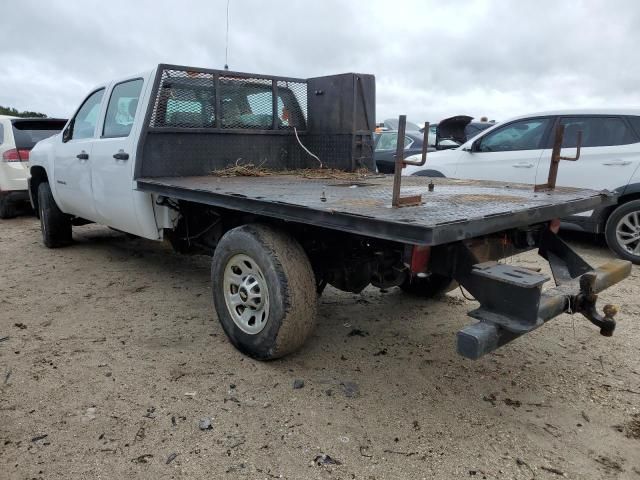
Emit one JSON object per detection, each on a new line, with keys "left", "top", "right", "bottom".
{"left": 29, "top": 71, "right": 160, "bottom": 238}
{"left": 29, "top": 66, "right": 312, "bottom": 240}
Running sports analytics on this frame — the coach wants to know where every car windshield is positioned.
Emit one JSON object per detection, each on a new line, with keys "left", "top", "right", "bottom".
{"left": 375, "top": 132, "right": 412, "bottom": 150}
{"left": 464, "top": 123, "right": 492, "bottom": 140}
{"left": 11, "top": 120, "right": 67, "bottom": 149}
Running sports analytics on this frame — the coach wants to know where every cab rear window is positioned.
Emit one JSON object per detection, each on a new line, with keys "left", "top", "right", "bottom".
{"left": 154, "top": 77, "right": 306, "bottom": 130}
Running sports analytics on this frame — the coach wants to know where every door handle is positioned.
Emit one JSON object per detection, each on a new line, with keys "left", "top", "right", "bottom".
{"left": 76, "top": 152, "right": 89, "bottom": 160}
{"left": 602, "top": 160, "right": 631, "bottom": 166}
{"left": 113, "top": 151, "right": 129, "bottom": 161}
{"left": 512, "top": 162, "right": 534, "bottom": 168}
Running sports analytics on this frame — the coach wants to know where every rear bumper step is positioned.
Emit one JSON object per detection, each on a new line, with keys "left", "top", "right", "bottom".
{"left": 457, "top": 259, "right": 631, "bottom": 359}
{"left": 429, "top": 227, "right": 631, "bottom": 360}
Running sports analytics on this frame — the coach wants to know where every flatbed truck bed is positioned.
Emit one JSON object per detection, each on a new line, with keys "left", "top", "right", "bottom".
{"left": 138, "top": 174, "right": 611, "bottom": 245}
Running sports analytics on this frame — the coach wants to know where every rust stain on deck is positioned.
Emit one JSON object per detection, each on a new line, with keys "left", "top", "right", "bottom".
{"left": 451, "top": 194, "right": 524, "bottom": 203}
{"left": 333, "top": 197, "right": 384, "bottom": 208}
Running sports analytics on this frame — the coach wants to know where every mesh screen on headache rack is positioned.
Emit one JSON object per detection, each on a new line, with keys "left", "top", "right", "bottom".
{"left": 149, "top": 68, "right": 308, "bottom": 131}
{"left": 138, "top": 64, "right": 375, "bottom": 176}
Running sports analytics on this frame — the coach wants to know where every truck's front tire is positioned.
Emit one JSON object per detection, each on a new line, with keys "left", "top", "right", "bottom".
{"left": 211, "top": 224, "right": 317, "bottom": 360}
{"left": 37, "top": 182, "right": 72, "bottom": 248}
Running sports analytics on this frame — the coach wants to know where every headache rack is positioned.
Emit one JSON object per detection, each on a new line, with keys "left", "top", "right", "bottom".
{"left": 134, "top": 64, "right": 376, "bottom": 179}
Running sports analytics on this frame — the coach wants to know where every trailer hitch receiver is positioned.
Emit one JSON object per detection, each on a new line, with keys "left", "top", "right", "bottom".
{"left": 435, "top": 229, "right": 632, "bottom": 359}
{"left": 575, "top": 272, "right": 617, "bottom": 337}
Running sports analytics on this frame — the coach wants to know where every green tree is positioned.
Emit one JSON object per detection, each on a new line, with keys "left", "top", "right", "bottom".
{"left": 0, "top": 105, "right": 47, "bottom": 118}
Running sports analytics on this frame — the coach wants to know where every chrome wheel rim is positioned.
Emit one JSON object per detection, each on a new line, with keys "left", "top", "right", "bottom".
{"left": 615, "top": 210, "right": 640, "bottom": 257}
{"left": 222, "top": 254, "right": 269, "bottom": 334}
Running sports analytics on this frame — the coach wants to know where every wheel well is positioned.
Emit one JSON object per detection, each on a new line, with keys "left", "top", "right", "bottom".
{"left": 618, "top": 191, "right": 640, "bottom": 204}
{"left": 29, "top": 166, "right": 49, "bottom": 218}
{"left": 601, "top": 192, "right": 640, "bottom": 231}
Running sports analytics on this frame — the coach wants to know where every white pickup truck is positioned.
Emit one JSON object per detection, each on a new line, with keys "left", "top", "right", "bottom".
{"left": 28, "top": 63, "right": 630, "bottom": 361}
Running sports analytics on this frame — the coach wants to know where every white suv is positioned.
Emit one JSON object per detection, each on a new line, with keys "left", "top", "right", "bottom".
{"left": 404, "top": 109, "right": 640, "bottom": 264}
{"left": 0, "top": 115, "right": 66, "bottom": 218}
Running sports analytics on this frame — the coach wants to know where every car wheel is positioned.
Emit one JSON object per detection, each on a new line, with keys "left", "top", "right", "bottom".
{"left": 399, "top": 273, "right": 455, "bottom": 298}
{"left": 0, "top": 196, "right": 17, "bottom": 219}
{"left": 211, "top": 224, "right": 317, "bottom": 360}
{"left": 37, "top": 182, "right": 72, "bottom": 248}
{"left": 605, "top": 199, "right": 640, "bottom": 264}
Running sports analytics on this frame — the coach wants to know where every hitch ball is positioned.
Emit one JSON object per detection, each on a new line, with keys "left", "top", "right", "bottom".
{"left": 600, "top": 304, "right": 618, "bottom": 337}
{"left": 603, "top": 304, "right": 618, "bottom": 318}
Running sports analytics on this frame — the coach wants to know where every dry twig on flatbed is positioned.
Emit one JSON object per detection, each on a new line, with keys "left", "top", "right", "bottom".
{"left": 211, "top": 160, "right": 271, "bottom": 177}
{"left": 211, "top": 160, "right": 376, "bottom": 181}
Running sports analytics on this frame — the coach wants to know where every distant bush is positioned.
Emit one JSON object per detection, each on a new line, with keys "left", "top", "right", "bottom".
{"left": 0, "top": 106, "right": 47, "bottom": 118}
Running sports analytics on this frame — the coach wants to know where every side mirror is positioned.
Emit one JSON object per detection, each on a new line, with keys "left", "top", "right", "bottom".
{"left": 62, "top": 120, "right": 74, "bottom": 143}
{"left": 470, "top": 139, "right": 481, "bottom": 152}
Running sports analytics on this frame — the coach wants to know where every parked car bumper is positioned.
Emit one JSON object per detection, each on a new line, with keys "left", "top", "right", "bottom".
{"left": 0, "top": 189, "right": 30, "bottom": 203}
{"left": 0, "top": 162, "right": 29, "bottom": 192}
{"left": 561, "top": 207, "right": 610, "bottom": 234}
{"left": 376, "top": 160, "right": 395, "bottom": 174}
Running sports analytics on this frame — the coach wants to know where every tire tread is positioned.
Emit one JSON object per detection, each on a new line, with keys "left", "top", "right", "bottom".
{"left": 211, "top": 224, "right": 317, "bottom": 360}
{"left": 38, "top": 182, "right": 72, "bottom": 248}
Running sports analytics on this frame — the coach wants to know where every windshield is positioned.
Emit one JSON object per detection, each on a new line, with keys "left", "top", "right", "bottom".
{"left": 11, "top": 119, "right": 67, "bottom": 149}
{"left": 464, "top": 123, "right": 493, "bottom": 141}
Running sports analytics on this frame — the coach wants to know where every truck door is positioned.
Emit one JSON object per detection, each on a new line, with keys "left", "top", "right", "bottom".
{"left": 90, "top": 78, "right": 145, "bottom": 234}
{"left": 53, "top": 88, "right": 105, "bottom": 220}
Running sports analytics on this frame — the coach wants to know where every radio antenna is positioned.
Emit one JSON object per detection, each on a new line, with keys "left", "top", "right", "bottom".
{"left": 224, "top": 0, "right": 230, "bottom": 70}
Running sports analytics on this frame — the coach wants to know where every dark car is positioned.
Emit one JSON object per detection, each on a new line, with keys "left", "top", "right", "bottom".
{"left": 374, "top": 128, "right": 461, "bottom": 173}
{"left": 433, "top": 115, "right": 493, "bottom": 149}
{"left": 373, "top": 130, "right": 428, "bottom": 174}
{"left": 381, "top": 117, "right": 422, "bottom": 132}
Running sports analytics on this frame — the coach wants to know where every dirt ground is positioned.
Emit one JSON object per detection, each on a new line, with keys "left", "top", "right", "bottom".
{"left": 1, "top": 216, "right": 639, "bottom": 480}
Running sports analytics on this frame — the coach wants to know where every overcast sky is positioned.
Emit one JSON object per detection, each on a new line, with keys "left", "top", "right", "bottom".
{"left": 1, "top": 0, "right": 639, "bottom": 123}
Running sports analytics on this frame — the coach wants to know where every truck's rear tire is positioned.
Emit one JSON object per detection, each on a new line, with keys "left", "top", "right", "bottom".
{"left": 211, "top": 224, "right": 317, "bottom": 360}
{"left": 38, "top": 182, "right": 72, "bottom": 248}
{"left": 605, "top": 200, "right": 640, "bottom": 265}
{"left": 399, "top": 273, "right": 454, "bottom": 298}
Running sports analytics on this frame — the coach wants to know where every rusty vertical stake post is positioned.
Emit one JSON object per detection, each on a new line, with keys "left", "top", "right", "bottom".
{"left": 392, "top": 115, "right": 407, "bottom": 207}
{"left": 534, "top": 125, "right": 582, "bottom": 192}
{"left": 420, "top": 122, "right": 429, "bottom": 163}
{"left": 544, "top": 124, "right": 564, "bottom": 190}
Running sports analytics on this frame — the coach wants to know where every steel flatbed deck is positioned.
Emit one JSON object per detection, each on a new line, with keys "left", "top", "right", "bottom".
{"left": 137, "top": 174, "right": 613, "bottom": 245}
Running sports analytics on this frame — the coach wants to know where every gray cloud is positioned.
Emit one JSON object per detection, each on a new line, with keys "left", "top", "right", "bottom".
{"left": 1, "top": 0, "right": 639, "bottom": 123}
